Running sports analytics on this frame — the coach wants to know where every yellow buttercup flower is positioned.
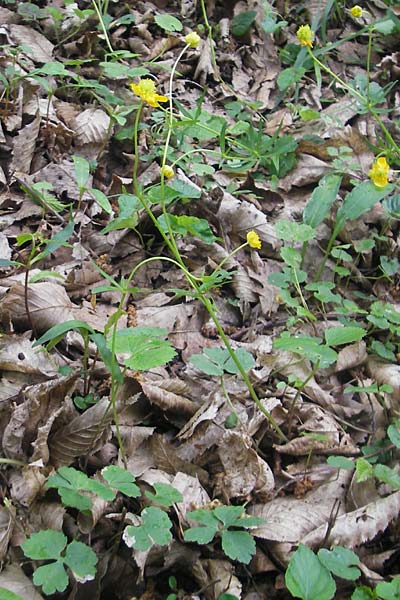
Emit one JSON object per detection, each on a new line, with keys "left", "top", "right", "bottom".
{"left": 246, "top": 230, "right": 262, "bottom": 249}
{"left": 161, "top": 165, "right": 174, "bottom": 179}
{"left": 129, "top": 79, "right": 168, "bottom": 108}
{"left": 185, "top": 31, "right": 200, "bottom": 48}
{"left": 296, "top": 25, "right": 314, "bottom": 48}
{"left": 369, "top": 157, "right": 390, "bottom": 188}
{"left": 350, "top": 5, "right": 363, "bottom": 17}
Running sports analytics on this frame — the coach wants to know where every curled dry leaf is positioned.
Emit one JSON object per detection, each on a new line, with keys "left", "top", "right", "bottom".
{"left": 0, "top": 335, "right": 58, "bottom": 377}
{"left": 0, "top": 503, "right": 15, "bottom": 562}
{"left": 49, "top": 396, "right": 112, "bottom": 466}
{"left": 140, "top": 377, "right": 198, "bottom": 416}
{"left": 0, "top": 281, "right": 75, "bottom": 334}
{"left": 301, "top": 490, "right": 400, "bottom": 549}
{"left": 216, "top": 430, "right": 275, "bottom": 500}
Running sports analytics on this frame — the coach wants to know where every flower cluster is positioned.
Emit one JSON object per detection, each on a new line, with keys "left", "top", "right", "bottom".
{"left": 185, "top": 31, "right": 200, "bottom": 48}
{"left": 350, "top": 5, "right": 363, "bottom": 18}
{"left": 296, "top": 25, "right": 314, "bottom": 48}
{"left": 161, "top": 165, "right": 174, "bottom": 179}
{"left": 129, "top": 79, "right": 168, "bottom": 108}
{"left": 369, "top": 157, "right": 390, "bottom": 188}
{"left": 246, "top": 230, "right": 262, "bottom": 249}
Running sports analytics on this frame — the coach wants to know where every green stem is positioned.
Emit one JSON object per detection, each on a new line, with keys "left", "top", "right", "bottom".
{"left": 91, "top": 0, "right": 114, "bottom": 54}
{"left": 307, "top": 47, "right": 400, "bottom": 159}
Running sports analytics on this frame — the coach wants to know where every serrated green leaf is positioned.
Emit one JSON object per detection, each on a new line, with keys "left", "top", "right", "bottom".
{"left": 123, "top": 507, "right": 173, "bottom": 551}
{"left": 221, "top": 530, "right": 256, "bottom": 564}
{"left": 112, "top": 327, "right": 177, "bottom": 371}
{"left": 64, "top": 541, "right": 98, "bottom": 581}
{"left": 303, "top": 174, "right": 342, "bottom": 228}
{"left": 317, "top": 547, "right": 361, "bottom": 581}
{"left": 22, "top": 530, "right": 67, "bottom": 560}
{"left": 285, "top": 545, "right": 336, "bottom": 600}
{"left": 325, "top": 326, "right": 365, "bottom": 347}
{"left": 184, "top": 509, "right": 219, "bottom": 544}
{"left": 355, "top": 458, "right": 374, "bottom": 483}
{"left": 154, "top": 13, "right": 182, "bottom": 32}
{"left": 101, "top": 466, "right": 140, "bottom": 497}
{"left": 274, "top": 220, "right": 316, "bottom": 243}
{"left": 214, "top": 505, "right": 245, "bottom": 528}
{"left": 59, "top": 488, "right": 93, "bottom": 511}
{"left": 231, "top": 11, "right": 257, "bottom": 36}
{"left": 145, "top": 483, "right": 183, "bottom": 507}
{"left": 157, "top": 214, "right": 217, "bottom": 244}
{"left": 33, "top": 561, "right": 68, "bottom": 595}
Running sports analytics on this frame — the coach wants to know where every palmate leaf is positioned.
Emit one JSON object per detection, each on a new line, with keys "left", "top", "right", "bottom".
{"left": 123, "top": 507, "right": 173, "bottom": 551}
{"left": 221, "top": 530, "right": 256, "bottom": 564}
{"left": 33, "top": 561, "right": 68, "bottom": 595}
{"left": 145, "top": 482, "right": 183, "bottom": 507}
{"left": 64, "top": 541, "right": 97, "bottom": 582}
{"left": 111, "top": 327, "right": 177, "bottom": 371}
{"left": 101, "top": 465, "right": 140, "bottom": 497}
{"left": 22, "top": 530, "right": 66, "bottom": 560}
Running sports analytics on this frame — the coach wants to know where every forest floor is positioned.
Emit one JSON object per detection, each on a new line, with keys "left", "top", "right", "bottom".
{"left": 0, "top": 1, "right": 400, "bottom": 599}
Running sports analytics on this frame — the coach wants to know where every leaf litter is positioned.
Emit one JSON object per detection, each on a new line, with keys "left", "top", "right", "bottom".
{"left": 0, "top": 1, "right": 399, "bottom": 599}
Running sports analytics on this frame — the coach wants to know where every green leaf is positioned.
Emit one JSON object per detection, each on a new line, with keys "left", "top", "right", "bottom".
{"left": 33, "top": 561, "right": 68, "bottom": 595}
{"left": 168, "top": 179, "right": 201, "bottom": 199}
{"left": 64, "top": 540, "right": 98, "bottom": 582}
{"left": 303, "top": 174, "right": 342, "bottom": 228}
{"left": 273, "top": 334, "right": 337, "bottom": 368}
{"left": 45, "top": 466, "right": 115, "bottom": 509}
{"left": 327, "top": 456, "right": 354, "bottom": 470}
{"left": 351, "top": 586, "right": 376, "bottom": 600}
{"left": 91, "top": 332, "right": 123, "bottom": 384}
{"left": 355, "top": 458, "right": 374, "bottom": 483}
{"left": 112, "top": 327, "right": 177, "bottom": 371}
{"left": 157, "top": 214, "right": 217, "bottom": 244}
{"left": 317, "top": 547, "right": 361, "bottom": 581}
{"left": 274, "top": 220, "right": 316, "bottom": 243}
{"left": 231, "top": 11, "right": 257, "bottom": 36}
{"left": 221, "top": 530, "right": 256, "bottom": 564}
{"left": 223, "top": 348, "right": 255, "bottom": 374}
{"left": 101, "top": 466, "right": 140, "bottom": 497}
{"left": 324, "top": 326, "right": 365, "bottom": 347}
{"left": 277, "top": 67, "right": 306, "bottom": 91}
{"left": 22, "top": 530, "right": 66, "bottom": 560}
{"left": 376, "top": 577, "right": 400, "bottom": 599}
{"left": 123, "top": 506, "right": 173, "bottom": 551}
{"left": 90, "top": 188, "right": 113, "bottom": 214}
{"left": 189, "top": 352, "right": 224, "bottom": 376}
{"left": 387, "top": 421, "right": 400, "bottom": 449}
{"left": 184, "top": 509, "right": 220, "bottom": 544}
{"left": 58, "top": 488, "right": 93, "bottom": 511}
{"left": 285, "top": 545, "right": 336, "bottom": 600}
{"left": 374, "top": 464, "right": 400, "bottom": 490}
{"left": 73, "top": 155, "right": 90, "bottom": 190}
{"left": 154, "top": 13, "right": 182, "bottom": 32}
{"left": 33, "top": 319, "right": 94, "bottom": 348}
{"left": 380, "top": 256, "right": 400, "bottom": 277}
{"left": 0, "top": 590, "right": 25, "bottom": 600}
{"left": 145, "top": 483, "right": 183, "bottom": 507}
{"left": 280, "top": 247, "right": 302, "bottom": 269}
{"left": 336, "top": 181, "right": 394, "bottom": 225}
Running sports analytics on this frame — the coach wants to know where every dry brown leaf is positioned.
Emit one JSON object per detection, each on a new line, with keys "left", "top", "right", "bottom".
{"left": 204, "top": 559, "right": 242, "bottom": 600}
{"left": 335, "top": 340, "right": 368, "bottom": 372}
{"left": 0, "top": 504, "right": 15, "bottom": 562}
{"left": 366, "top": 356, "right": 400, "bottom": 410}
{"left": 0, "top": 564, "right": 44, "bottom": 600}
{"left": 0, "top": 281, "right": 75, "bottom": 334}
{"left": 0, "top": 334, "right": 58, "bottom": 377}
{"left": 10, "top": 113, "right": 41, "bottom": 174}
{"left": 9, "top": 468, "right": 46, "bottom": 508}
{"left": 72, "top": 107, "right": 111, "bottom": 149}
{"left": 140, "top": 377, "right": 197, "bottom": 416}
{"left": 216, "top": 430, "right": 275, "bottom": 500}
{"left": 49, "top": 396, "right": 112, "bottom": 466}
{"left": 250, "top": 469, "right": 351, "bottom": 546}
{"left": 150, "top": 433, "right": 209, "bottom": 485}
{"left": 7, "top": 24, "right": 54, "bottom": 62}
{"left": 301, "top": 490, "right": 400, "bottom": 549}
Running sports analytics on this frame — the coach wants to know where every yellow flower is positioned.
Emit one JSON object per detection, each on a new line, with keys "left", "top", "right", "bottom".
{"left": 350, "top": 5, "right": 363, "bottom": 17}
{"left": 246, "top": 230, "right": 262, "bottom": 249}
{"left": 369, "top": 157, "right": 390, "bottom": 188}
{"left": 161, "top": 165, "right": 174, "bottom": 179}
{"left": 129, "top": 79, "right": 168, "bottom": 108}
{"left": 296, "top": 24, "right": 314, "bottom": 48}
{"left": 185, "top": 31, "right": 200, "bottom": 48}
